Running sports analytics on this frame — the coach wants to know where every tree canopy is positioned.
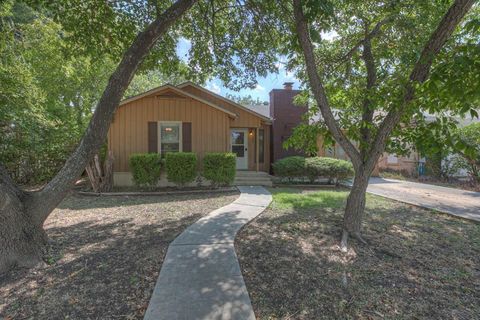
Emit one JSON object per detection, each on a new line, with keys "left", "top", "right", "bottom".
{"left": 289, "top": 0, "right": 477, "bottom": 245}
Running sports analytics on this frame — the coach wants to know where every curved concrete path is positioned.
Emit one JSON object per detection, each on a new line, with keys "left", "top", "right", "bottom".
{"left": 144, "top": 186, "right": 272, "bottom": 320}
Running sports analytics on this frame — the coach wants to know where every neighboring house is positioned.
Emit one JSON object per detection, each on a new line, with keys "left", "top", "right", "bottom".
{"left": 108, "top": 82, "right": 271, "bottom": 186}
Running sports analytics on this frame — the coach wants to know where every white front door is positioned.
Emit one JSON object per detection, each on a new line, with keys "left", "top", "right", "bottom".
{"left": 231, "top": 129, "right": 248, "bottom": 170}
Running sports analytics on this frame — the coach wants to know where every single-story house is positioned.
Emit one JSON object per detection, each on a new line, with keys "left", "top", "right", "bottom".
{"left": 108, "top": 82, "right": 271, "bottom": 186}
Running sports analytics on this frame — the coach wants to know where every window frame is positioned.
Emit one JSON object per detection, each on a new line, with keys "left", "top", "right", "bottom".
{"left": 258, "top": 128, "right": 265, "bottom": 163}
{"left": 158, "top": 121, "right": 183, "bottom": 156}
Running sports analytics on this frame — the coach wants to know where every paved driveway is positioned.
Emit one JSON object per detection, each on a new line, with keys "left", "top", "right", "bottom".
{"left": 367, "top": 178, "right": 480, "bottom": 222}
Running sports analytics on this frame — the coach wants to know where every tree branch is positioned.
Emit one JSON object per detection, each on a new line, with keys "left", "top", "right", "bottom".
{"left": 359, "top": 22, "right": 377, "bottom": 158}
{"left": 293, "top": 0, "right": 361, "bottom": 168}
{"left": 338, "top": 17, "right": 392, "bottom": 65}
{"left": 29, "top": 0, "right": 198, "bottom": 225}
{"left": 365, "top": 0, "right": 475, "bottom": 172}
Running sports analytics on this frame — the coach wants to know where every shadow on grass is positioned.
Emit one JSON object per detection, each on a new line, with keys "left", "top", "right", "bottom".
{"left": 0, "top": 192, "right": 238, "bottom": 320}
{"left": 236, "top": 188, "right": 480, "bottom": 319}
{"left": 58, "top": 191, "right": 238, "bottom": 210}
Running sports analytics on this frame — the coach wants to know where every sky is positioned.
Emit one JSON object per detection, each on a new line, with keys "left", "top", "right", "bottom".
{"left": 176, "top": 38, "right": 301, "bottom": 103}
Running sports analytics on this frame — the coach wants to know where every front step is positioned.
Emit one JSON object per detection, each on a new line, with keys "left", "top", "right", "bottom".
{"left": 234, "top": 171, "right": 273, "bottom": 186}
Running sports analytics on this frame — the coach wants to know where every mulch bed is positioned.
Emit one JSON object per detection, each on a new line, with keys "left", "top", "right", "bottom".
{"left": 0, "top": 191, "right": 239, "bottom": 319}
{"left": 236, "top": 187, "right": 480, "bottom": 319}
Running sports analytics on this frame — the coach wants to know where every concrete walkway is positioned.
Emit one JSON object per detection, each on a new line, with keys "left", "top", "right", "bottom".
{"left": 144, "top": 186, "right": 272, "bottom": 320}
{"left": 367, "top": 178, "right": 480, "bottom": 222}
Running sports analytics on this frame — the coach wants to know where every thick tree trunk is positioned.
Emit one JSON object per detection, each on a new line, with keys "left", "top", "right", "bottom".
{"left": 0, "top": 198, "right": 47, "bottom": 272}
{"left": 344, "top": 171, "right": 370, "bottom": 233}
{"left": 0, "top": 0, "right": 197, "bottom": 274}
{"left": 0, "top": 170, "right": 48, "bottom": 272}
{"left": 340, "top": 168, "right": 371, "bottom": 251}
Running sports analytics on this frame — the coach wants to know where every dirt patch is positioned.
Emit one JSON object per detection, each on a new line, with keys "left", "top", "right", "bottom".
{"left": 236, "top": 187, "right": 480, "bottom": 319}
{"left": 0, "top": 191, "right": 239, "bottom": 319}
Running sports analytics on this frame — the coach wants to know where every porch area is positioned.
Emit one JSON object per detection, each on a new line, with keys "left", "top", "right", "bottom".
{"left": 234, "top": 170, "right": 273, "bottom": 187}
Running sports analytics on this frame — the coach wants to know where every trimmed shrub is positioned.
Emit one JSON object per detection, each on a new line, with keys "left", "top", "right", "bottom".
{"left": 129, "top": 153, "right": 162, "bottom": 188}
{"left": 274, "top": 156, "right": 354, "bottom": 184}
{"left": 325, "top": 157, "right": 354, "bottom": 183}
{"left": 273, "top": 156, "right": 306, "bottom": 180}
{"left": 305, "top": 157, "right": 330, "bottom": 182}
{"left": 165, "top": 152, "right": 197, "bottom": 187}
{"left": 203, "top": 152, "right": 236, "bottom": 187}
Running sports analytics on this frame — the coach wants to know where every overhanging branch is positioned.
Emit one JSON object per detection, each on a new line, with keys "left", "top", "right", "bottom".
{"left": 293, "top": 0, "right": 361, "bottom": 168}
{"left": 29, "top": 0, "right": 198, "bottom": 224}
{"left": 366, "top": 0, "right": 475, "bottom": 171}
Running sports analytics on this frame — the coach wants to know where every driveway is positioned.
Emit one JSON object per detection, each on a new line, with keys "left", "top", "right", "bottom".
{"left": 367, "top": 178, "right": 480, "bottom": 222}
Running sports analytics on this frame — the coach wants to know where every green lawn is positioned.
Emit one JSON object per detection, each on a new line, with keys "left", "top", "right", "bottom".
{"left": 236, "top": 187, "right": 480, "bottom": 319}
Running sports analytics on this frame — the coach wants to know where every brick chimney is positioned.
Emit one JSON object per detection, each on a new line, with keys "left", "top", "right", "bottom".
{"left": 269, "top": 83, "right": 307, "bottom": 166}
{"left": 283, "top": 82, "right": 294, "bottom": 90}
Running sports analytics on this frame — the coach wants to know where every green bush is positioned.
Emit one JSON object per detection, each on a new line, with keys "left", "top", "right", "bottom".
{"left": 165, "top": 152, "right": 197, "bottom": 187}
{"left": 274, "top": 156, "right": 354, "bottom": 184}
{"left": 129, "top": 153, "right": 162, "bottom": 187}
{"left": 273, "top": 156, "right": 306, "bottom": 179}
{"left": 203, "top": 152, "right": 236, "bottom": 187}
{"left": 325, "top": 157, "right": 354, "bottom": 183}
{"left": 305, "top": 157, "right": 330, "bottom": 182}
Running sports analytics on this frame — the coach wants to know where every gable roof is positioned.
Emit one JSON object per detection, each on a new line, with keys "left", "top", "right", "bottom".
{"left": 177, "top": 81, "right": 272, "bottom": 123}
{"left": 119, "top": 84, "right": 237, "bottom": 118}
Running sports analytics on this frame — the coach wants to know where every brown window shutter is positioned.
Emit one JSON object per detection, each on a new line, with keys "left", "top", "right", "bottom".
{"left": 182, "top": 122, "right": 192, "bottom": 152}
{"left": 148, "top": 122, "right": 158, "bottom": 153}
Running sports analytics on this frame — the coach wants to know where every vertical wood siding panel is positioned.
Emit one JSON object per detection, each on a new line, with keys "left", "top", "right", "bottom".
{"left": 113, "top": 109, "right": 122, "bottom": 171}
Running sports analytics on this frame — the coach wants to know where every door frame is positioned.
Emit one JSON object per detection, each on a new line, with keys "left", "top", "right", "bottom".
{"left": 230, "top": 128, "right": 248, "bottom": 170}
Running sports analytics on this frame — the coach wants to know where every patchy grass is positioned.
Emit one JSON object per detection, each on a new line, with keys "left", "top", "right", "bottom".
{"left": 0, "top": 191, "right": 239, "bottom": 319}
{"left": 236, "top": 187, "right": 480, "bottom": 319}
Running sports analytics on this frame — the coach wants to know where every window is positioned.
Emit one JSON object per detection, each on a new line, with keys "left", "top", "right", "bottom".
{"left": 259, "top": 129, "right": 265, "bottom": 163}
{"left": 159, "top": 122, "right": 181, "bottom": 156}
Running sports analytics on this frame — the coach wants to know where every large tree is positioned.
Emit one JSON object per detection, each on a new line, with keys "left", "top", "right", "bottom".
{"left": 291, "top": 0, "right": 476, "bottom": 248}
{"left": 0, "top": 0, "right": 198, "bottom": 273}
{"left": 0, "top": 0, "right": 285, "bottom": 273}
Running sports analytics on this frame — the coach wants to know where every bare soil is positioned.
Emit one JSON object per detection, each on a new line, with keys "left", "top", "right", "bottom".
{"left": 0, "top": 191, "right": 238, "bottom": 319}
{"left": 236, "top": 187, "right": 480, "bottom": 319}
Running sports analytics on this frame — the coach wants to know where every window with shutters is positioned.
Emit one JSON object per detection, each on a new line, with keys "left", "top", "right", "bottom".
{"left": 159, "top": 122, "right": 182, "bottom": 156}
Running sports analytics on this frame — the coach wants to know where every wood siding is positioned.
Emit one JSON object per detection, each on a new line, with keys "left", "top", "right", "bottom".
{"left": 109, "top": 95, "right": 230, "bottom": 172}
{"left": 108, "top": 86, "right": 272, "bottom": 174}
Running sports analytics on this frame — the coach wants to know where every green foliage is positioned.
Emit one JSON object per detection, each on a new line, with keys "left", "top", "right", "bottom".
{"left": 305, "top": 157, "right": 354, "bottom": 183}
{"left": 273, "top": 156, "right": 306, "bottom": 180}
{"left": 202, "top": 153, "right": 236, "bottom": 187}
{"left": 165, "top": 152, "right": 197, "bottom": 187}
{"left": 0, "top": 3, "right": 115, "bottom": 184}
{"left": 287, "top": 1, "right": 479, "bottom": 158}
{"left": 225, "top": 93, "right": 267, "bottom": 106}
{"left": 129, "top": 153, "right": 162, "bottom": 188}
{"left": 455, "top": 123, "right": 480, "bottom": 183}
{"left": 274, "top": 156, "right": 353, "bottom": 184}
{"left": 125, "top": 67, "right": 189, "bottom": 98}
{"left": 284, "top": 123, "right": 323, "bottom": 156}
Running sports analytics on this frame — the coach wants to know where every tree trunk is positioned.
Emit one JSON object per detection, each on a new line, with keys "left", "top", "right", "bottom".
{"left": 340, "top": 168, "right": 372, "bottom": 251}
{"left": 344, "top": 171, "right": 370, "bottom": 234}
{"left": 0, "top": 186, "right": 48, "bottom": 272}
{"left": 0, "top": 0, "right": 197, "bottom": 274}
{"left": 86, "top": 151, "right": 114, "bottom": 193}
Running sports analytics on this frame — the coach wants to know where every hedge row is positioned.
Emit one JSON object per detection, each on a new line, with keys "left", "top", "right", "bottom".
{"left": 273, "top": 156, "right": 354, "bottom": 184}
{"left": 128, "top": 152, "right": 236, "bottom": 188}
